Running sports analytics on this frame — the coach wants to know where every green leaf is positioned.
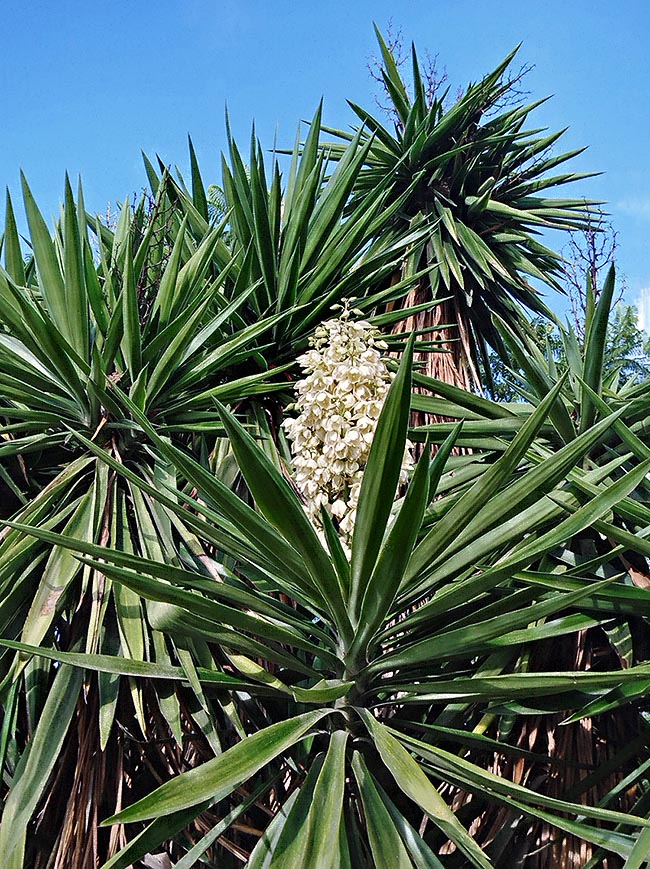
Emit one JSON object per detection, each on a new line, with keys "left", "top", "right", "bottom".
{"left": 271, "top": 731, "right": 348, "bottom": 868}
{"left": 101, "top": 805, "right": 211, "bottom": 869}
{"left": 0, "top": 639, "right": 255, "bottom": 689}
{"left": 352, "top": 752, "right": 413, "bottom": 869}
{"left": 404, "top": 374, "right": 569, "bottom": 589}
{"left": 188, "top": 135, "right": 209, "bottom": 222}
{"left": 216, "top": 400, "right": 352, "bottom": 641}
{"left": 172, "top": 773, "right": 279, "bottom": 869}
{"left": 20, "top": 492, "right": 94, "bottom": 649}
{"left": 119, "top": 221, "right": 142, "bottom": 377}
{"left": 247, "top": 770, "right": 317, "bottom": 869}
{"left": 358, "top": 710, "right": 492, "bottom": 869}
{"left": 0, "top": 664, "right": 83, "bottom": 860}
{"left": 4, "top": 189, "right": 26, "bottom": 285}
{"left": 349, "top": 333, "right": 414, "bottom": 621}
{"left": 376, "top": 781, "right": 446, "bottom": 868}
{"left": 20, "top": 173, "right": 68, "bottom": 341}
{"left": 373, "top": 25, "right": 411, "bottom": 125}
{"left": 348, "top": 432, "right": 432, "bottom": 661}
{"left": 291, "top": 679, "right": 354, "bottom": 703}
{"left": 152, "top": 213, "right": 188, "bottom": 327}
{"left": 580, "top": 263, "right": 616, "bottom": 432}
{"left": 622, "top": 826, "right": 650, "bottom": 869}
{"left": 397, "top": 726, "right": 650, "bottom": 830}
{"left": 62, "top": 174, "right": 89, "bottom": 359}
{"left": 103, "top": 709, "right": 331, "bottom": 824}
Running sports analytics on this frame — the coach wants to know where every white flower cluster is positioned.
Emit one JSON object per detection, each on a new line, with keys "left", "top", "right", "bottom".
{"left": 283, "top": 303, "right": 413, "bottom": 547}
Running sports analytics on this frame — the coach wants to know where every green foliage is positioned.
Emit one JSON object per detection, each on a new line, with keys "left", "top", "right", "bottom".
{"left": 321, "top": 27, "right": 597, "bottom": 385}
{"left": 489, "top": 299, "right": 650, "bottom": 402}
{"left": 0, "top": 118, "right": 427, "bottom": 865}
{"left": 0, "top": 27, "right": 649, "bottom": 869}
{"left": 7, "top": 345, "right": 650, "bottom": 867}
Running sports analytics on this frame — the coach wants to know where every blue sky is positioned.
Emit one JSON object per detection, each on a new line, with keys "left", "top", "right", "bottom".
{"left": 2, "top": 0, "right": 649, "bottom": 314}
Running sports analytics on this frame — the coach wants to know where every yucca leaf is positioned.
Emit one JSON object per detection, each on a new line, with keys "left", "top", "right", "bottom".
{"left": 375, "top": 781, "right": 446, "bottom": 868}
{"left": 404, "top": 374, "right": 567, "bottom": 587}
{"left": 580, "top": 263, "right": 616, "bottom": 432}
{"left": 187, "top": 135, "right": 209, "bottom": 222}
{"left": 0, "top": 639, "right": 256, "bottom": 689}
{"left": 62, "top": 174, "right": 89, "bottom": 359}
{"left": 20, "top": 173, "right": 71, "bottom": 338}
{"left": 348, "top": 436, "right": 431, "bottom": 662}
{"left": 119, "top": 234, "right": 142, "bottom": 380}
{"left": 100, "top": 805, "right": 213, "bottom": 869}
{"left": 0, "top": 664, "right": 83, "bottom": 860}
{"left": 3, "top": 189, "right": 25, "bottom": 285}
{"left": 216, "top": 400, "right": 352, "bottom": 642}
{"left": 247, "top": 768, "right": 318, "bottom": 869}
{"left": 269, "top": 731, "right": 348, "bottom": 868}
{"left": 358, "top": 710, "right": 492, "bottom": 869}
{"left": 352, "top": 752, "right": 413, "bottom": 869}
{"left": 103, "top": 709, "right": 331, "bottom": 825}
{"left": 348, "top": 333, "right": 414, "bottom": 621}
{"left": 172, "top": 773, "right": 281, "bottom": 869}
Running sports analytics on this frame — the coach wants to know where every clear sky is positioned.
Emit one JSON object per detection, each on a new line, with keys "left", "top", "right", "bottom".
{"left": 2, "top": 0, "right": 649, "bottom": 313}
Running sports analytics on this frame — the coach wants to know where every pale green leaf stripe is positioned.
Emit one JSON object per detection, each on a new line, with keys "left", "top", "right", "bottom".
{"left": 0, "top": 663, "right": 83, "bottom": 860}
{"left": 358, "top": 710, "right": 493, "bottom": 869}
{"left": 352, "top": 752, "right": 413, "bottom": 869}
{"left": 104, "top": 709, "right": 331, "bottom": 824}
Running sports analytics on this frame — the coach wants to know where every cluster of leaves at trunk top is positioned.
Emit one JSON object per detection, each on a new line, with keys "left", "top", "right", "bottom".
{"left": 283, "top": 302, "right": 413, "bottom": 543}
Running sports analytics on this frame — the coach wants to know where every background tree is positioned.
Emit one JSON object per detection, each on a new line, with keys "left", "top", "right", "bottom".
{"left": 488, "top": 210, "right": 650, "bottom": 400}
{"left": 323, "top": 26, "right": 593, "bottom": 392}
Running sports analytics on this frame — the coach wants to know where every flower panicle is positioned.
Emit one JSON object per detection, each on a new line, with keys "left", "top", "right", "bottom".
{"left": 283, "top": 304, "right": 413, "bottom": 548}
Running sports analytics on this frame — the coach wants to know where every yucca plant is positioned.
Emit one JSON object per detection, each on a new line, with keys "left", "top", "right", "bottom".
{"left": 409, "top": 266, "right": 650, "bottom": 866}
{"left": 322, "top": 28, "right": 598, "bottom": 390}
{"left": 0, "top": 125, "right": 429, "bottom": 867}
{"left": 0, "top": 168, "right": 291, "bottom": 867}
{"left": 6, "top": 338, "right": 650, "bottom": 867}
